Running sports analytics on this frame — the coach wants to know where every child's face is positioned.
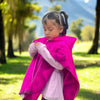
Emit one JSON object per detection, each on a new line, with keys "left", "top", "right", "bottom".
{"left": 43, "top": 19, "right": 63, "bottom": 40}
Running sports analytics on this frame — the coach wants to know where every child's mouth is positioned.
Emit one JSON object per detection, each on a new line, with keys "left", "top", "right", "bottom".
{"left": 46, "top": 36, "right": 52, "bottom": 40}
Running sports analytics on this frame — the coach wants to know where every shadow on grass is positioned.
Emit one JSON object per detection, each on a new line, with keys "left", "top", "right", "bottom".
{"left": 77, "top": 88, "right": 100, "bottom": 100}
{"left": 75, "top": 63, "right": 100, "bottom": 69}
{"left": 0, "top": 77, "right": 23, "bottom": 84}
{"left": 0, "top": 56, "right": 32, "bottom": 75}
{"left": 73, "top": 52, "right": 100, "bottom": 57}
{"left": 73, "top": 52, "right": 100, "bottom": 69}
{"left": 0, "top": 53, "right": 100, "bottom": 74}
{"left": 0, "top": 63, "right": 28, "bottom": 74}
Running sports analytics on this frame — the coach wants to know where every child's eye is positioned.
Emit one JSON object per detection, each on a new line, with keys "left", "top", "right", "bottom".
{"left": 49, "top": 29, "right": 53, "bottom": 31}
{"left": 43, "top": 28, "right": 53, "bottom": 32}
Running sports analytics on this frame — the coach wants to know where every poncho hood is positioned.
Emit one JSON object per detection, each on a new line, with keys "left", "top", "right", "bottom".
{"left": 45, "top": 36, "right": 77, "bottom": 50}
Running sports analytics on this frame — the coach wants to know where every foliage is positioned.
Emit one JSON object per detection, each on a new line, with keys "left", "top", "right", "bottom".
{"left": 22, "top": 24, "right": 36, "bottom": 51}
{"left": 48, "top": 5, "right": 61, "bottom": 11}
{"left": 81, "top": 25, "right": 94, "bottom": 41}
{"left": 2, "top": 0, "right": 42, "bottom": 54}
{"left": 15, "top": 0, "right": 41, "bottom": 53}
{"left": 70, "top": 18, "right": 83, "bottom": 40}
{"left": 48, "top": 0, "right": 64, "bottom": 11}
{"left": 0, "top": 1, "right": 8, "bottom": 14}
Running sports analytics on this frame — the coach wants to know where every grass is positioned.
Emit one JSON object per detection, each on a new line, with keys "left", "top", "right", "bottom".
{"left": 76, "top": 66, "right": 100, "bottom": 100}
{"left": 0, "top": 41, "right": 100, "bottom": 100}
{"left": 0, "top": 52, "right": 31, "bottom": 100}
{"left": 73, "top": 41, "right": 100, "bottom": 100}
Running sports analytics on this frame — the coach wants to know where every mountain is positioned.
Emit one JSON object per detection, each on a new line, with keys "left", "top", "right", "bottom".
{"left": 32, "top": 0, "right": 96, "bottom": 36}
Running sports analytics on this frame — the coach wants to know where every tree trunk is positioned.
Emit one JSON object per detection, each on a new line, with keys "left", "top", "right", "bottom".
{"left": 0, "top": 0, "right": 6, "bottom": 64}
{"left": 88, "top": 0, "right": 100, "bottom": 54}
{"left": 19, "top": 42, "right": 22, "bottom": 54}
{"left": 18, "top": 18, "right": 24, "bottom": 54}
{"left": 7, "top": 34, "right": 16, "bottom": 58}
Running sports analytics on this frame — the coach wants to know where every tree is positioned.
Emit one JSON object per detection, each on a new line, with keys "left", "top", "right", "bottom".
{"left": 6, "top": 0, "right": 16, "bottom": 57}
{"left": 0, "top": 0, "right": 6, "bottom": 64}
{"left": 70, "top": 18, "right": 83, "bottom": 39}
{"left": 81, "top": 25, "right": 94, "bottom": 41}
{"left": 4, "top": 0, "right": 41, "bottom": 57}
{"left": 88, "top": 0, "right": 100, "bottom": 54}
{"left": 15, "top": 0, "right": 41, "bottom": 54}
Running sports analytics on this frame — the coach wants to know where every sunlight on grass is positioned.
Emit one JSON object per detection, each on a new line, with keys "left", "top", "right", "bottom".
{"left": 74, "top": 66, "right": 100, "bottom": 100}
{"left": 73, "top": 41, "right": 92, "bottom": 52}
{"left": 73, "top": 41, "right": 100, "bottom": 53}
{"left": 75, "top": 67, "right": 100, "bottom": 100}
{"left": 0, "top": 74, "right": 23, "bottom": 100}
{"left": 14, "top": 52, "right": 29, "bottom": 56}
{"left": 77, "top": 66, "right": 100, "bottom": 90}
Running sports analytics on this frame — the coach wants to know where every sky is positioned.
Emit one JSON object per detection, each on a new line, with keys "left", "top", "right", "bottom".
{"left": 32, "top": 0, "right": 97, "bottom": 37}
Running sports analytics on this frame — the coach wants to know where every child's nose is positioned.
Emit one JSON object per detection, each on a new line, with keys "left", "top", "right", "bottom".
{"left": 45, "top": 31, "right": 49, "bottom": 35}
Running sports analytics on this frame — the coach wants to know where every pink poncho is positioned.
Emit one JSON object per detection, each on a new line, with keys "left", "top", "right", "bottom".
{"left": 19, "top": 36, "right": 80, "bottom": 100}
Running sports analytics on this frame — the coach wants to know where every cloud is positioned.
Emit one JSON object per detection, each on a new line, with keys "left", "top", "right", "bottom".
{"left": 84, "top": 0, "right": 90, "bottom": 3}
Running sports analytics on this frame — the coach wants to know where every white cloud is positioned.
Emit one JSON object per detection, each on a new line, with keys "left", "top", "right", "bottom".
{"left": 84, "top": 0, "right": 90, "bottom": 3}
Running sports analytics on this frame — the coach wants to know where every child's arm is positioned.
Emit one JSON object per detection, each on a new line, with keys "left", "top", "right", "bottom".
{"left": 28, "top": 43, "right": 37, "bottom": 57}
{"left": 35, "top": 42, "right": 64, "bottom": 70}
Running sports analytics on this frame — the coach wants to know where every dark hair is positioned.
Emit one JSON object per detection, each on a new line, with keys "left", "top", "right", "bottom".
{"left": 42, "top": 11, "right": 68, "bottom": 36}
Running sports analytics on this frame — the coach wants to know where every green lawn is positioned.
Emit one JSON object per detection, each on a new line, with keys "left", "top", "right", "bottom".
{"left": 0, "top": 41, "right": 100, "bottom": 100}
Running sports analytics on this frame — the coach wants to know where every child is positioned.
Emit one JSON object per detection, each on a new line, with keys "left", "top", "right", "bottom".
{"left": 19, "top": 11, "right": 80, "bottom": 100}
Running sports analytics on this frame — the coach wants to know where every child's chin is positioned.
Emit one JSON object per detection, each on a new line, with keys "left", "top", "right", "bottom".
{"left": 46, "top": 37, "right": 52, "bottom": 40}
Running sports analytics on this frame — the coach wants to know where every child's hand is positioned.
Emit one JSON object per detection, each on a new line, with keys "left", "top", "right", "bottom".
{"left": 34, "top": 42, "right": 39, "bottom": 47}
{"left": 35, "top": 42, "right": 46, "bottom": 49}
{"left": 29, "top": 43, "right": 35, "bottom": 50}
{"left": 29, "top": 43, "right": 38, "bottom": 57}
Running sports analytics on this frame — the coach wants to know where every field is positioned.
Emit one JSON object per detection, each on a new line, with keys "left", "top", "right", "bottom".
{"left": 0, "top": 41, "right": 100, "bottom": 100}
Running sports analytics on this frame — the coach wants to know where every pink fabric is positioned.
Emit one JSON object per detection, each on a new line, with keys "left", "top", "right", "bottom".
{"left": 42, "top": 70, "right": 64, "bottom": 100}
{"left": 28, "top": 43, "right": 37, "bottom": 57}
{"left": 28, "top": 42, "right": 64, "bottom": 100}
{"left": 36, "top": 42, "right": 64, "bottom": 70}
{"left": 19, "top": 36, "right": 80, "bottom": 100}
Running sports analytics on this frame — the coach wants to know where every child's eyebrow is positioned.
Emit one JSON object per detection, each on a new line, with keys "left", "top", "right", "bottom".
{"left": 48, "top": 27, "right": 53, "bottom": 29}
{"left": 43, "top": 26, "right": 53, "bottom": 29}
{"left": 47, "top": 26, "right": 54, "bottom": 28}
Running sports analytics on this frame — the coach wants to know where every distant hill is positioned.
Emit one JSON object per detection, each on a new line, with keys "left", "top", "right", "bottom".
{"left": 32, "top": 0, "right": 96, "bottom": 36}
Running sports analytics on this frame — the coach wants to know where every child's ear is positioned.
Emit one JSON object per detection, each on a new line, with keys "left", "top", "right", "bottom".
{"left": 59, "top": 26, "right": 64, "bottom": 33}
